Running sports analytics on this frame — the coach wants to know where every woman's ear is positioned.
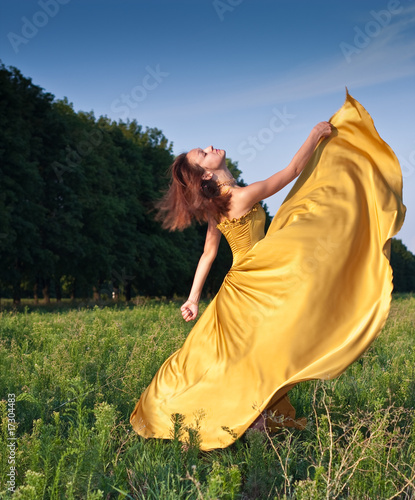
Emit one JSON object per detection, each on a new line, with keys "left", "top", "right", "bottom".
{"left": 202, "top": 171, "right": 213, "bottom": 181}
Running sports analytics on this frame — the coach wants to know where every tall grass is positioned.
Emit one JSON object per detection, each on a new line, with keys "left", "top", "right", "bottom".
{"left": 0, "top": 295, "right": 414, "bottom": 499}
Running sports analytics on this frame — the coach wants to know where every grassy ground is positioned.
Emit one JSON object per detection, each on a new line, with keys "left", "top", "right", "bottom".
{"left": 0, "top": 294, "right": 414, "bottom": 499}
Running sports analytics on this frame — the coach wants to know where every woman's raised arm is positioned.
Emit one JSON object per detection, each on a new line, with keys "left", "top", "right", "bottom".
{"left": 180, "top": 216, "right": 222, "bottom": 322}
{"left": 236, "top": 122, "right": 333, "bottom": 210}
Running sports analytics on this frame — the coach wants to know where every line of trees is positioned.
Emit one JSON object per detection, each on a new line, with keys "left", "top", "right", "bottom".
{"left": 0, "top": 62, "right": 251, "bottom": 304}
{"left": 0, "top": 62, "right": 413, "bottom": 304}
{"left": 390, "top": 239, "right": 415, "bottom": 293}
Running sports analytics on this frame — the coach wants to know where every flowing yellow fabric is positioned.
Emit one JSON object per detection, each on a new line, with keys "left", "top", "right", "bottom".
{"left": 130, "top": 91, "right": 406, "bottom": 450}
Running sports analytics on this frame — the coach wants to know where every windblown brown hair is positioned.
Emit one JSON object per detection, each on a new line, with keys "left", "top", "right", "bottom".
{"left": 154, "top": 153, "right": 232, "bottom": 231}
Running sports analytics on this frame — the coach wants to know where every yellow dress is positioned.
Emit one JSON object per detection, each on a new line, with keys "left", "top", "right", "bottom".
{"left": 130, "top": 91, "right": 406, "bottom": 451}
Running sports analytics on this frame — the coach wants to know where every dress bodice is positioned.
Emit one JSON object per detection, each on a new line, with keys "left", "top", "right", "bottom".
{"left": 216, "top": 203, "right": 266, "bottom": 265}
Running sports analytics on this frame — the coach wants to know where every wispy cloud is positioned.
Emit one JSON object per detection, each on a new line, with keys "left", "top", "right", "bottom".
{"left": 148, "top": 6, "right": 415, "bottom": 120}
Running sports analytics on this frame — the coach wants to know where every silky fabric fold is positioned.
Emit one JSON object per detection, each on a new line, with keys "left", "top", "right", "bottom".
{"left": 130, "top": 91, "right": 406, "bottom": 450}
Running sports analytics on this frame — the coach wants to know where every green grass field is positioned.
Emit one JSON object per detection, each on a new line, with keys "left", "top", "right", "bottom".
{"left": 0, "top": 294, "right": 414, "bottom": 499}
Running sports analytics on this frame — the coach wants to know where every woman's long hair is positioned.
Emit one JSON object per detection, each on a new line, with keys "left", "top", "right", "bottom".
{"left": 155, "top": 153, "right": 232, "bottom": 231}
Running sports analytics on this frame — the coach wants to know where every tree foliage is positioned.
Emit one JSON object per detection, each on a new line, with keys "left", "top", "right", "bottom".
{"left": 0, "top": 62, "right": 411, "bottom": 302}
{"left": 390, "top": 238, "right": 415, "bottom": 293}
{"left": 0, "top": 63, "right": 266, "bottom": 303}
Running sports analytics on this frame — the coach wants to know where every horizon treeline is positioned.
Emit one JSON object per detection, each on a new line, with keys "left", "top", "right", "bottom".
{"left": 0, "top": 62, "right": 414, "bottom": 303}
{"left": 0, "top": 62, "right": 247, "bottom": 303}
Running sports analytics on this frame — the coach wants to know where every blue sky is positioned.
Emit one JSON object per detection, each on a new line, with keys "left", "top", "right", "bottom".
{"left": 1, "top": 0, "right": 414, "bottom": 252}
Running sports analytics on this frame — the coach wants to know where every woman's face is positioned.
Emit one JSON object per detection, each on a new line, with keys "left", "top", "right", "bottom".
{"left": 187, "top": 145, "right": 226, "bottom": 172}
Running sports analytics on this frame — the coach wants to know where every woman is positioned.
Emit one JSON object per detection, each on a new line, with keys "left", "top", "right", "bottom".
{"left": 130, "top": 91, "right": 405, "bottom": 450}
{"left": 178, "top": 121, "right": 331, "bottom": 324}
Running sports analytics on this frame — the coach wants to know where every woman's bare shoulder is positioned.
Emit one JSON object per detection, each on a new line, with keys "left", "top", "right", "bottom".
{"left": 219, "top": 185, "right": 260, "bottom": 222}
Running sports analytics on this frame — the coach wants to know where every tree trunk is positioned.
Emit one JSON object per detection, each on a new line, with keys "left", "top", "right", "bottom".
{"left": 93, "top": 286, "right": 100, "bottom": 302}
{"left": 42, "top": 278, "right": 50, "bottom": 304}
{"left": 125, "top": 282, "right": 132, "bottom": 302}
{"left": 13, "top": 284, "right": 21, "bottom": 305}
{"left": 33, "top": 280, "right": 39, "bottom": 305}
{"left": 13, "top": 260, "right": 21, "bottom": 305}
{"left": 56, "top": 278, "right": 62, "bottom": 302}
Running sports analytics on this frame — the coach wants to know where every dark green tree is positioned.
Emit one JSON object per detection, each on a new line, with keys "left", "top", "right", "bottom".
{"left": 0, "top": 64, "right": 49, "bottom": 303}
{"left": 0, "top": 61, "right": 280, "bottom": 305}
{"left": 390, "top": 238, "right": 415, "bottom": 292}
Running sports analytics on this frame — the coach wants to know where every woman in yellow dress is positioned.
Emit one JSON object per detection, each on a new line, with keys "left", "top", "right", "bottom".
{"left": 130, "top": 91, "right": 406, "bottom": 450}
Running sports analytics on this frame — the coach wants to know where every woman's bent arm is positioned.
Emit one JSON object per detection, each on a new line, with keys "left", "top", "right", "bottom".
{"left": 236, "top": 121, "right": 332, "bottom": 209}
{"left": 181, "top": 218, "right": 222, "bottom": 322}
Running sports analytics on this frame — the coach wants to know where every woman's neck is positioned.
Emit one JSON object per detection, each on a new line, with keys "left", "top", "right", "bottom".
{"left": 214, "top": 168, "right": 236, "bottom": 186}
